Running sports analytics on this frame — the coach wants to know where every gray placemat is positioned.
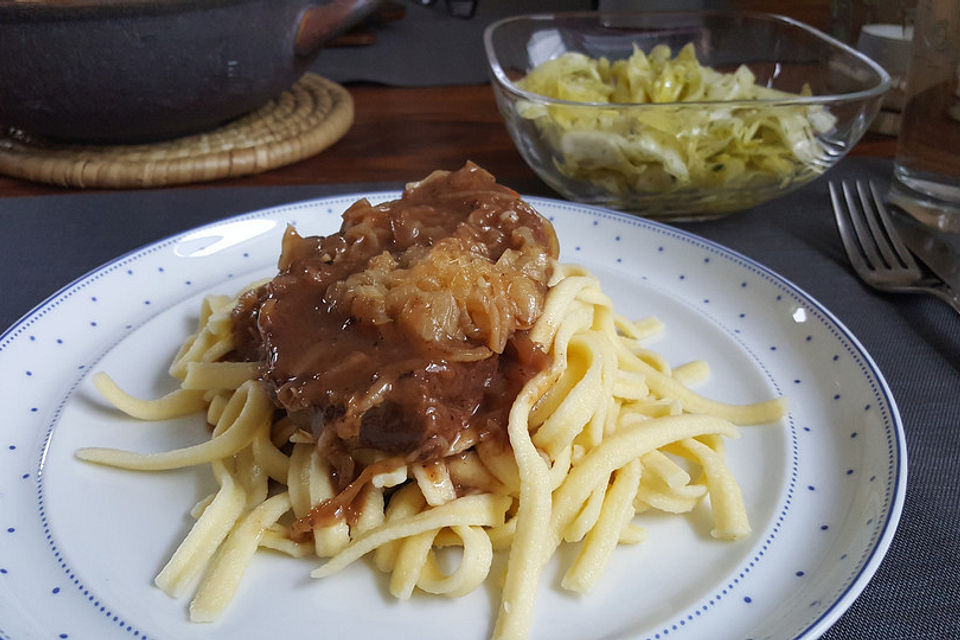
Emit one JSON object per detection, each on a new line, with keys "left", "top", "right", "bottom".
{"left": 310, "top": 0, "right": 775, "bottom": 88}
{"left": 1, "top": 157, "right": 958, "bottom": 638}
{"left": 311, "top": 0, "right": 589, "bottom": 87}
{"left": 674, "top": 159, "right": 960, "bottom": 639}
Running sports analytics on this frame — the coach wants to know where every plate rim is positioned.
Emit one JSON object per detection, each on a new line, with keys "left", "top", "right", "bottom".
{"left": 0, "top": 192, "right": 907, "bottom": 640}
{"left": 524, "top": 195, "right": 908, "bottom": 639}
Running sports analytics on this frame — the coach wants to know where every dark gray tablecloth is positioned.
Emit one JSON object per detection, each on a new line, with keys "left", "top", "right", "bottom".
{"left": 312, "top": 0, "right": 588, "bottom": 87}
{"left": 1, "top": 156, "right": 958, "bottom": 638}
{"left": 311, "top": 0, "right": 735, "bottom": 87}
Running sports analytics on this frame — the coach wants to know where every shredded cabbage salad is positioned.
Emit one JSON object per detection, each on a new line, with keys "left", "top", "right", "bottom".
{"left": 515, "top": 44, "right": 837, "bottom": 200}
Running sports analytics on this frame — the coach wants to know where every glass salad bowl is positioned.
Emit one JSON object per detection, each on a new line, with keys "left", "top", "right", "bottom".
{"left": 484, "top": 11, "right": 890, "bottom": 220}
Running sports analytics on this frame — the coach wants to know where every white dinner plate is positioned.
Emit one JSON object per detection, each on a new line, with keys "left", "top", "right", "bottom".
{"left": 0, "top": 195, "right": 905, "bottom": 640}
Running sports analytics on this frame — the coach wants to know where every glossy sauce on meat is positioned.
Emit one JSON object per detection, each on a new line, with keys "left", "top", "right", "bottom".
{"left": 232, "top": 163, "right": 558, "bottom": 467}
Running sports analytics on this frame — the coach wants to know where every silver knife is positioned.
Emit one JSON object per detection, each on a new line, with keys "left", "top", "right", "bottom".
{"left": 894, "top": 217, "right": 960, "bottom": 294}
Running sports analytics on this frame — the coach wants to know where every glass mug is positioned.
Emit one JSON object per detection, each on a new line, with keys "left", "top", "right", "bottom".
{"left": 890, "top": 0, "right": 960, "bottom": 231}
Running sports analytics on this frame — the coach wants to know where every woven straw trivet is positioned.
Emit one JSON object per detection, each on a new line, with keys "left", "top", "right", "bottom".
{"left": 0, "top": 74, "right": 353, "bottom": 189}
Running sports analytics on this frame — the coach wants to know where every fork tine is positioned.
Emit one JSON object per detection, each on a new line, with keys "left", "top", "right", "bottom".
{"left": 830, "top": 181, "right": 872, "bottom": 276}
{"left": 830, "top": 181, "right": 956, "bottom": 310}
{"left": 842, "top": 181, "right": 886, "bottom": 271}
{"left": 868, "top": 181, "right": 921, "bottom": 273}
{"left": 856, "top": 181, "right": 900, "bottom": 269}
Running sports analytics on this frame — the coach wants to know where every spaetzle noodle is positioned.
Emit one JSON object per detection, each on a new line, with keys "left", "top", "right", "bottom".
{"left": 77, "top": 167, "right": 785, "bottom": 639}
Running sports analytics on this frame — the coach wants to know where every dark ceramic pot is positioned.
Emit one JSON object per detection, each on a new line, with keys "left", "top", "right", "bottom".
{"left": 0, "top": 0, "right": 378, "bottom": 142}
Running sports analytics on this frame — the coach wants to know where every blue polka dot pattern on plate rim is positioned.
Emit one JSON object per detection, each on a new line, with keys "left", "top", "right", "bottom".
{"left": 0, "top": 193, "right": 905, "bottom": 640}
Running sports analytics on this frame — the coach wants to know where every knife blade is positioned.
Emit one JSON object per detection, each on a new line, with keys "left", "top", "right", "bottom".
{"left": 894, "top": 217, "right": 960, "bottom": 294}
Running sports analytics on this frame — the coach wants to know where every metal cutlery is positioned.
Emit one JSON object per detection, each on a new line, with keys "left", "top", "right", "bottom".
{"left": 829, "top": 180, "right": 960, "bottom": 314}
{"left": 893, "top": 216, "right": 960, "bottom": 294}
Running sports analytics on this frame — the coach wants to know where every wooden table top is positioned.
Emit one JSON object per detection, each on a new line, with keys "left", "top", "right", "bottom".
{"left": 0, "top": 83, "right": 898, "bottom": 199}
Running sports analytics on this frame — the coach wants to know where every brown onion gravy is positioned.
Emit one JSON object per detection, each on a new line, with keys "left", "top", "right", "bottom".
{"left": 232, "top": 164, "right": 558, "bottom": 476}
{"left": 289, "top": 457, "right": 405, "bottom": 540}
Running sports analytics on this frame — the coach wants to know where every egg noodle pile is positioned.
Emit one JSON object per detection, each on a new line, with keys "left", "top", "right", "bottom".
{"left": 78, "top": 262, "right": 785, "bottom": 639}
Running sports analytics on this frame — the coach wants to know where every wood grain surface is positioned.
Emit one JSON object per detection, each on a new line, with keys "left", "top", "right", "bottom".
{"left": 0, "top": 83, "right": 897, "bottom": 198}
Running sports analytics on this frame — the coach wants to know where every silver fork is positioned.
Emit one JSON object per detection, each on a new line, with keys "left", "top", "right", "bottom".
{"left": 830, "top": 180, "right": 960, "bottom": 314}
